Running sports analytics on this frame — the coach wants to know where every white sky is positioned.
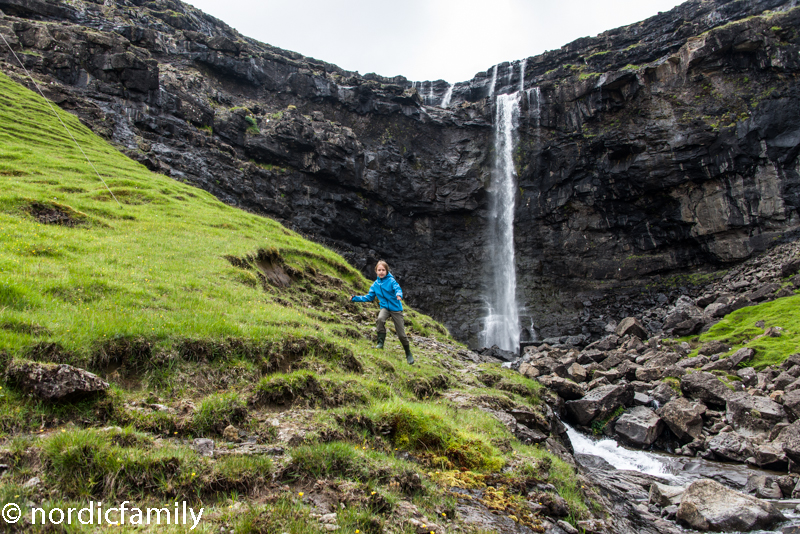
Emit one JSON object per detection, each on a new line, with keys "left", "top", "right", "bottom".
{"left": 184, "top": 0, "right": 686, "bottom": 83}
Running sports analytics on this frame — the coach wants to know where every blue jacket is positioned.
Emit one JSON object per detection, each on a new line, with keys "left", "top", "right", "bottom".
{"left": 352, "top": 273, "right": 403, "bottom": 311}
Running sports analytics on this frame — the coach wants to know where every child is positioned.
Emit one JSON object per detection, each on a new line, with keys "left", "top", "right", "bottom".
{"left": 351, "top": 260, "right": 414, "bottom": 364}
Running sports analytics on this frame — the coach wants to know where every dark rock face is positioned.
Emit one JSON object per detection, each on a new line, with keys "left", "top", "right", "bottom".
{"left": 6, "top": 359, "right": 108, "bottom": 401}
{"left": 1, "top": 0, "right": 799, "bottom": 346}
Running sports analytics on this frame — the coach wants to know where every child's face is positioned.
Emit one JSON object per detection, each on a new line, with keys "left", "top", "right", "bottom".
{"left": 376, "top": 265, "right": 387, "bottom": 278}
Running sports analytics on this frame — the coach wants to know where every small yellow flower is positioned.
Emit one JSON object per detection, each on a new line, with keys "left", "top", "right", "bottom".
{"left": 298, "top": 492, "right": 304, "bottom": 497}
{"left": 191, "top": 472, "right": 196, "bottom": 477}
{"left": 61, "top": 429, "right": 66, "bottom": 433}
{"left": 442, "top": 513, "right": 446, "bottom": 517}
{"left": 355, "top": 530, "right": 360, "bottom": 533}
{"left": 371, "top": 491, "right": 376, "bottom": 495}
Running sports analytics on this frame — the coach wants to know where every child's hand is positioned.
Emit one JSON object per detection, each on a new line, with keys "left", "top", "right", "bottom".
{"left": 397, "top": 296, "right": 402, "bottom": 300}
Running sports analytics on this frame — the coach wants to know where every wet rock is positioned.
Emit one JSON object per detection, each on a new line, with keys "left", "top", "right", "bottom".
{"left": 707, "top": 431, "right": 755, "bottom": 462}
{"left": 677, "top": 479, "right": 785, "bottom": 531}
{"left": 726, "top": 392, "right": 787, "bottom": 437}
{"left": 649, "top": 482, "right": 685, "bottom": 507}
{"left": 657, "top": 397, "right": 705, "bottom": 443}
{"left": 745, "top": 474, "right": 783, "bottom": 499}
{"left": 753, "top": 443, "right": 788, "bottom": 469}
{"left": 680, "top": 372, "right": 732, "bottom": 408}
{"left": 5, "top": 360, "right": 108, "bottom": 401}
{"left": 615, "top": 406, "right": 664, "bottom": 447}
{"left": 565, "top": 384, "right": 633, "bottom": 426}
{"left": 615, "top": 317, "right": 648, "bottom": 340}
{"left": 650, "top": 382, "right": 678, "bottom": 406}
{"left": 538, "top": 375, "right": 584, "bottom": 401}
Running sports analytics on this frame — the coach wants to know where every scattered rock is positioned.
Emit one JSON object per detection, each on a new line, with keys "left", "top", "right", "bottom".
{"left": 657, "top": 397, "right": 705, "bottom": 443}
{"left": 615, "top": 317, "right": 648, "bottom": 340}
{"left": 193, "top": 438, "right": 214, "bottom": 457}
{"left": 615, "top": 406, "right": 664, "bottom": 447}
{"left": 5, "top": 360, "right": 108, "bottom": 401}
{"left": 676, "top": 479, "right": 785, "bottom": 531}
{"left": 565, "top": 384, "right": 633, "bottom": 426}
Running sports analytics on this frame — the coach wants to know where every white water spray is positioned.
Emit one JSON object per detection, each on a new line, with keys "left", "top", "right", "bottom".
{"left": 483, "top": 92, "right": 521, "bottom": 351}
{"left": 441, "top": 84, "right": 454, "bottom": 108}
{"left": 565, "top": 424, "right": 677, "bottom": 479}
{"left": 488, "top": 65, "right": 498, "bottom": 98}
{"left": 519, "top": 58, "right": 527, "bottom": 92}
{"left": 427, "top": 82, "right": 435, "bottom": 105}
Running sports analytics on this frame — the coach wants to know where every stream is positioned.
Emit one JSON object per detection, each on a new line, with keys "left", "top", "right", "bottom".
{"left": 565, "top": 425, "right": 800, "bottom": 533}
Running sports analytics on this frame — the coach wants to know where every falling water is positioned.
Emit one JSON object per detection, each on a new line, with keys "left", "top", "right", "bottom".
{"left": 526, "top": 86, "right": 542, "bottom": 127}
{"left": 427, "top": 82, "right": 435, "bottom": 106}
{"left": 488, "top": 65, "right": 498, "bottom": 98}
{"left": 441, "top": 84, "right": 454, "bottom": 108}
{"left": 519, "top": 58, "right": 527, "bottom": 92}
{"left": 483, "top": 92, "right": 521, "bottom": 351}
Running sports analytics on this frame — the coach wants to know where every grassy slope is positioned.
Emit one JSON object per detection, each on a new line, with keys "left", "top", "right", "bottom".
{"left": 0, "top": 72, "right": 589, "bottom": 533}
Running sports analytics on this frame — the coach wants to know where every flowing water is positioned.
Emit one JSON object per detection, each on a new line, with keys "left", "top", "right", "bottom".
{"left": 519, "top": 58, "right": 527, "bottom": 92}
{"left": 488, "top": 65, "right": 498, "bottom": 98}
{"left": 441, "top": 84, "right": 454, "bottom": 108}
{"left": 566, "top": 424, "right": 800, "bottom": 532}
{"left": 482, "top": 92, "right": 521, "bottom": 352}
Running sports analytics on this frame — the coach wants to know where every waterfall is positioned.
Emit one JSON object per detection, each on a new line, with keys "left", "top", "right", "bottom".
{"left": 488, "top": 65, "right": 498, "bottom": 98}
{"left": 427, "top": 82, "right": 435, "bottom": 106}
{"left": 519, "top": 58, "right": 527, "bottom": 92}
{"left": 483, "top": 92, "right": 521, "bottom": 352}
{"left": 441, "top": 84, "right": 454, "bottom": 108}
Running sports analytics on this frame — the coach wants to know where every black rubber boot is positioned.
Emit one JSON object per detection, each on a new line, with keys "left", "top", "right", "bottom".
{"left": 375, "top": 332, "right": 386, "bottom": 349}
{"left": 403, "top": 344, "right": 414, "bottom": 365}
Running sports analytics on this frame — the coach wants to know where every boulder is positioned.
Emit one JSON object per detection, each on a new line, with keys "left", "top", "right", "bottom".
{"left": 565, "top": 384, "right": 633, "bottom": 426}
{"left": 677, "top": 355, "right": 710, "bottom": 369}
{"left": 700, "top": 359, "right": 734, "bottom": 373}
{"left": 744, "top": 474, "right": 783, "bottom": 499}
{"left": 726, "top": 392, "right": 787, "bottom": 437}
{"left": 747, "top": 283, "right": 781, "bottom": 302}
{"left": 537, "top": 375, "right": 584, "bottom": 401}
{"left": 781, "top": 258, "right": 800, "bottom": 278}
{"left": 615, "top": 317, "right": 648, "bottom": 340}
{"left": 698, "top": 341, "right": 731, "bottom": 356}
{"left": 681, "top": 372, "right": 732, "bottom": 407}
{"left": 737, "top": 367, "right": 758, "bottom": 387}
{"left": 636, "top": 367, "right": 663, "bottom": 382}
{"left": 615, "top": 406, "right": 664, "bottom": 447}
{"left": 707, "top": 431, "right": 755, "bottom": 462}
{"left": 5, "top": 360, "right": 108, "bottom": 401}
{"left": 651, "top": 382, "right": 677, "bottom": 407}
{"left": 775, "top": 371, "right": 797, "bottom": 390}
{"left": 729, "top": 348, "right": 755, "bottom": 367}
{"left": 783, "top": 390, "right": 800, "bottom": 422}
{"left": 567, "top": 363, "right": 588, "bottom": 383}
{"left": 658, "top": 397, "right": 705, "bottom": 442}
{"left": 676, "top": 479, "right": 785, "bottom": 531}
{"left": 585, "top": 335, "right": 619, "bottom": 352}
{"left": 775, "top": 421, "right": 800, "bottom": 466}
{"left": 753, "top": 443, "right": 787, "bottom": 469}
{"left": 649, "top": 482, "right": 685, "bottom": 507}
{"left": 518, "top": 362, "right": 540, "bottom": 379}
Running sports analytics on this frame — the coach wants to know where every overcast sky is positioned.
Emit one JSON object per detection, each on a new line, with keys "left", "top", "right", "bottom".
{"left": 184, "top": 0, "right": 686, "bottom": 83}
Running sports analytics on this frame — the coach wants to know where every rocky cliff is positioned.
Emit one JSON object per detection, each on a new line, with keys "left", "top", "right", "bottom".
{"left": 1, "top": 0, "right": 799, "bottom": 347}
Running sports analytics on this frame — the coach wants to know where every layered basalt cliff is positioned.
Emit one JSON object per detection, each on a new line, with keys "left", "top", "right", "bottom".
{"left": 1, "top": 0, "right": 799, "bottom": 347}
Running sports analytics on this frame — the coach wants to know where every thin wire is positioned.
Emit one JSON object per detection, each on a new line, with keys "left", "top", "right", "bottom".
{"left": 0, "top": 30, "right": 122, "bottom": 208}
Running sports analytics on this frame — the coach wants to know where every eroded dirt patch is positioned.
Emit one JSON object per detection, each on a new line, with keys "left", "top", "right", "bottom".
{"left": 24, "top": 200, "right": 88, "bottom": 226}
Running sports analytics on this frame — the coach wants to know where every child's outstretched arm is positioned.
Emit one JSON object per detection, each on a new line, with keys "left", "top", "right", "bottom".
{"left": 351, "top": 286, "right": 376, "bottom": 303}
{"left": 392, "top": 278, "right": 403, "bottom": 300}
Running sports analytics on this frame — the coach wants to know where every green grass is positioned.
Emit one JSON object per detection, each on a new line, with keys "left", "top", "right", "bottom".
{"left": 698, "top": 294, "right": 800, "bottom": 370}
{"left": 0, "top": 70, "right": 375, "bottom": 368}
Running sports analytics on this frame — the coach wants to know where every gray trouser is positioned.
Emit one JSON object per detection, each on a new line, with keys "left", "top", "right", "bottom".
{"left": 376, "top": 308, "right": 409, "bottom": 345}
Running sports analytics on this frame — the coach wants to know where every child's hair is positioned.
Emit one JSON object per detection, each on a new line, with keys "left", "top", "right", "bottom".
{"left": 375, "top": 260, "right": 390, "bottom": 273}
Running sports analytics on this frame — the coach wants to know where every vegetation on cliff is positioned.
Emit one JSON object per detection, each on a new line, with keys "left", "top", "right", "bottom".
{"left": 0, "top": 73, "right": 590, "bottom": 532}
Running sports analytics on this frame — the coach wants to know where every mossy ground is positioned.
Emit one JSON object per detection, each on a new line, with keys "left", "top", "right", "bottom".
{"left": 0, "top": 72, "right": 592, "bottom": 532}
